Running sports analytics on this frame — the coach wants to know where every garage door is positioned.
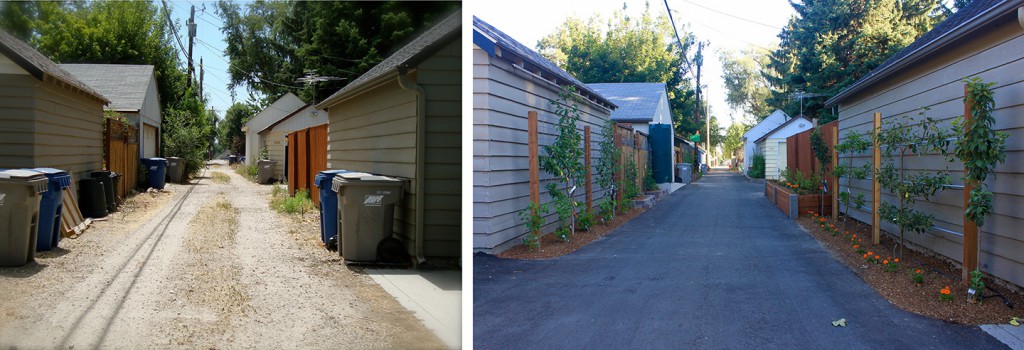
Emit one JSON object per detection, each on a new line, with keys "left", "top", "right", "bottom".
{"left": 143, "top": 124, "right": 157, "bottom": 158}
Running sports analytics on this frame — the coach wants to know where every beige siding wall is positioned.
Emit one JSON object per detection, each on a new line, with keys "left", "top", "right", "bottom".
{"left": 326, "top": 80, "right": 419, "bottom": 256}
{"left": 836, "top": 21, "right": 1024, "bottom": 286}
{"left": 415, "top": 38, "right": 462, "bottom": 258}
{"left": 473, "top": 46, "right": 614, "bottom": 252}
{"left": 0, "top": 74, "right": 39, "bottom": 169}
{"left": 0, "top": 74, "right": 105, "bottom": 196}
{"left": 262, "top": 130, "right": 286, "bottom": 179}
{"left": 763, "top": 139, "right": 780, "bottom": 180}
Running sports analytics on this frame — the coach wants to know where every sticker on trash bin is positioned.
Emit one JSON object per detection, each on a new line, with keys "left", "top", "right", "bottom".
{"left": 150, "top": 166, "right": 159, "bottom": 171}
{"left": 364, "top": 194, "right": 384, "bottom": 206}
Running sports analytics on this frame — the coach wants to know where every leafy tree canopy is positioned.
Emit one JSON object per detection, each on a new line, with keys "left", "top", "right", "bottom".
{"left": 720, "top": 45, "right": 774, "bottom": 120}
{"left": 536, "top": 2, "right": 704, "bottom": 136}
{"left": 763, "top": 0, "right": 944, "bottom": 124}
{"left": 216, "top": 1, "right": 458, "bottom": 106}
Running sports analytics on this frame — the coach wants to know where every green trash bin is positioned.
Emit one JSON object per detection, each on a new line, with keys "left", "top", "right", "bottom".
{"left": 331, "top": 173, "right": 406, "bottom": 262}
{"left": 166, "top": 157, "right": 185, "bottom": 183}
{"left": 0, "top": 169, "right": 48, "bottom": 266}
{"left": 257, "top": 160, "right": 277, "bottom": 184}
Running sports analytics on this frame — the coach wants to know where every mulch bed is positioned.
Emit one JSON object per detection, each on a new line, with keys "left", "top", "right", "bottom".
{"left": 497, "top": 207, "right": 647, "bottom": 260}
{"left": 796, "top": 212, "right": 1024, "bottom": 325}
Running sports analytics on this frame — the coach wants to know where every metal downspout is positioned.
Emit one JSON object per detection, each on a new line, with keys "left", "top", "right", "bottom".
{"left": 396, "top": 68, "right": 427, "bottom": 265}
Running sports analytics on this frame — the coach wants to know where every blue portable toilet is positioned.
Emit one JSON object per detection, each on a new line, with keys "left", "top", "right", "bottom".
{"left": 314, "top": 170, "right": 352, "bottom": 245}
{"left": 32, "top": 168, "right": 70, "bottom": 251}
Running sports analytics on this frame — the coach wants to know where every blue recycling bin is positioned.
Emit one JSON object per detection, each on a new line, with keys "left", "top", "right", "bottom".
{"left": 32, "top": 168, "right": 70, "bottom": 251}
{"left": 314, "top": 170, "right": 352, "bottom": 245}
{"left": 140, "top": 158, "right": 168, "bottom": 190}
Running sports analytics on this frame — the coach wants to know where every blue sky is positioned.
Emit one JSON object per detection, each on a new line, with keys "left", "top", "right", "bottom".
{"left": 166, "top": 0, "right": 243, "bottom": 121}
{"left": 474, "top": 0, "right": 796, "bottom": 127}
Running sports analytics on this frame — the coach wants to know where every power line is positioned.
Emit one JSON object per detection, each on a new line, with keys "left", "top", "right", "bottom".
{"left": 679, "top": 0, "right": 782, "bottom": 30}
{"left": 160, "top": 0, "right": 192, "bottom": 68}
{"left": 662, "top": 0, "right": 696, "bottom": 80}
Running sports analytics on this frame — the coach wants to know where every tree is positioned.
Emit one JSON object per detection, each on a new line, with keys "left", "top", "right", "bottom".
{"left": 720, "top": 46, "right": 773, "bottom": 119}
{"left": 1, "top": 1, "right": 212, "bottom": 178}
{"left": 722, "top": 122, "right": 750, "bottom": 159}
{"left": 536, "top": 2, "right": 702, "bottom": 136}
{"left": 763, "top": 0, "right": 943, "bottom": 123}
{"left": 217, "top": 1, "right": 458, "bottom": 104}
{"left": 218, "top": 102, "right": 256, "bottom": 154}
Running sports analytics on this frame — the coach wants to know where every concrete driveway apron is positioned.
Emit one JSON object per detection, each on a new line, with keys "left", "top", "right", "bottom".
{"left": 474, "top": 171, "right": 1006, "bottom": 349}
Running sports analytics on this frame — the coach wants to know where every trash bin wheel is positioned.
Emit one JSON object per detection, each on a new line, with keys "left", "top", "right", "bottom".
{"left": 376, "top": 238, "right": 405, "bottom": 263}
{"left": 326, "top": 235, "right": 339, "bottom": 252}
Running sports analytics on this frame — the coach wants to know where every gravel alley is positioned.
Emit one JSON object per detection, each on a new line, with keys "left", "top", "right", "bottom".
{"left": 0, "top": 163, "right": 443, "bottom": 349}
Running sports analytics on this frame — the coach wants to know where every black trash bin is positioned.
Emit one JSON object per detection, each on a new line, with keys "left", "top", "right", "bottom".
{"left": 78, "top": 178, "right": 108, "bottom": 219}
{"left": 91, "top": 171, "right": 117, "bottom": 212}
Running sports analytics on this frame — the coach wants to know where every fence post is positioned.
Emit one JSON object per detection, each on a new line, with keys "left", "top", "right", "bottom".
{"left": 962, "top": 85, "right": 979, "bottom": 284}
{"left": 831, "top": 124, "right": 839, "bottom": 219}
{"left": 528, "top": 111, "right": 541, "bottom": 245}
{"left": 584, "top": 126, "right": 592, "bottom": 215}
{"left": 872, "top": 112, "right": 882, "bottom": 245}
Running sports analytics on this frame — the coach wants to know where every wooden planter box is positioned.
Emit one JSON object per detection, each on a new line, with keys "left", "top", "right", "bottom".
{"left": 764, "top": 181, "right": 832, "bottom": 219}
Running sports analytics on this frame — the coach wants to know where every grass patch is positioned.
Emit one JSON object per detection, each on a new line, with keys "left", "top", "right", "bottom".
{"left": 269, "top": 185, "right": 315, "bottom": 215}
{"left": 211, "top": 171, "right": 231, "bottom": 184}
{"left": 234, "top": 163, "right": 258, "bottom": 182}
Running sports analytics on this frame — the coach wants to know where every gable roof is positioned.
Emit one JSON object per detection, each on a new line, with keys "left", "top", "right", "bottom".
{"left": 743, "top": 109, "right": 789, "bottom": 139}
{"left": 60, "top": 64, "right": 156, "bottom": 112}
{"left": 0, "top": 30, "right": 109, "bottom": 104}
{"left": 258, "top": 103, "right": 320, "bottom": 134}
{"left": 754, "top": 116, "right": 812, "bottom": 144}
{"left": 244, "top": 92, "right": 306, "bottom": 132}
{"left": 586, "top": 83, "right": 665, "bottom": 122}
{"left": 825, "top": 0, "right": 1019, "bottom": 106}
{"left": 317, "top": 9, "right": 461, "bottom": 109}
{"left": 473, "top": 16, "right": 616, "bottom": 110}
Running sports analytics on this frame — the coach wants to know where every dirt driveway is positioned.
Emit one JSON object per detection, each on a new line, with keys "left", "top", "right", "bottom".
{"left": 0, "top": 163, "right": 443, "bottom": 349}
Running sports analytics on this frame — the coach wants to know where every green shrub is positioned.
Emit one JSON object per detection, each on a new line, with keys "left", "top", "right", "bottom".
{"left": 234, "top": 163, "right": 258, "bottom": 181}
{"left": 270, "top": 187, "right": 315, "bottom": 215}
{"left": 748, "top": 153, "right": 765, "bottom": 179}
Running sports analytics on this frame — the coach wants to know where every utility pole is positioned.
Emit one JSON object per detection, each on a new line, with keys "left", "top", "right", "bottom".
{"left": 186, "top": 5, "right": 196, "bottom": 89}
{"left": 199, "top": 57, "right": 204, "bottom": 99}
{"left": 705, "top": 86, "right": 711, "bottom": 168}
{"left": 694, "top": 41, "right": 705, "bottom": 169}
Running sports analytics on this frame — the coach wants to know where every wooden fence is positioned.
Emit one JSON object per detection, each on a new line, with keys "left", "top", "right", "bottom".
{"left": 286, "top": 124, "right": 328, "bottom": 205}
{"left": 104, "top": 119, "right": 138, "bottom": 201}
{"left": 785, "top": 120, "right": 838, "bottom": 215}
{"left": 613, "top": 124, "right": 649, "bottom": 200}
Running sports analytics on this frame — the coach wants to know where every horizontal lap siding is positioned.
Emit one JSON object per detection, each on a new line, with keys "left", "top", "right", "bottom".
{"left": 0, "top": 74, "right": 38, "bottom": 169}
{"left": 417, "top": 38, "right": 462, "bottom": 258}
{"left": 473, "top": 47, "right": 614, "bottom": 251}
{"left": 326, "top": 80, "right": 418, "bottom": 253}
{"left": 836, "top": 22, "right": 1024, "bottom": 287}
{"left": 264, "top": 131, "right": 286, "bottom": 179}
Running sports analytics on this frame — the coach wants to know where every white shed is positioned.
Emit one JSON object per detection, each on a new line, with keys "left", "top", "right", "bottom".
{"left": 753, "top": 116, "right": 813, "bottom": 180}
{"left": 742, "top": 109, "right": 789, "bottom": 171}
{"left": 257, "top": 103, "right": 327, "bottom": 180}
{"left": 241, "top": 92, "right": 305, "bottom": 166}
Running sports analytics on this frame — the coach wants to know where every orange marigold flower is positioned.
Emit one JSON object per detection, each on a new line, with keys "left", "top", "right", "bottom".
{"left": 867, "top": 251, "right": 873, "bottom": 255}
{"left": 883, "top": 260, "right": 889, "bottom": 265}
{"left": 894, "top": 258, "right": 900, "bottom": 263}
{"left": 853, "top": 245, "right": 859, "bottom": 249}
{"left": 875, "top": 255, "right": 881, "bottom": 260}
{"left": 830, "top": 224, "right": 835, "bottom": 228}
{"left": 863, "top": 254, "right": 868, "bottom": 258}
{"left": 915, "top": 269, "right": 922, "bottom": 274}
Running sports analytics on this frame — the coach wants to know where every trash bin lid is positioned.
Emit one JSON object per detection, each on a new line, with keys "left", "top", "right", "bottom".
{"left": 32, "top": 167, "right": 67, "bottom": 175}
{"left": 0, "top": 169, "right": 44, "bottom": 180}
{"left": 0, "top": 169, "right": 48, "bottom": 193}
{"left": 33, "top": 168, "right": 72, "bottom": 188}
{"left": 314, "top": 169, "right": 352, "bottom": 188}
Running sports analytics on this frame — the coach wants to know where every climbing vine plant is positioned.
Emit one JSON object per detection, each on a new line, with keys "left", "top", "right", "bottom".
{"left": 874, "top": 112, "right": 954, "bottom": 256}
{"left": 595, "top": 119, "right": 621, "bottom": 222}
{"left": 954, "top": 77, "right": 1008, "bottom": 228}
{"left": 832, "top": 130, "right": 872, "bottom": 229}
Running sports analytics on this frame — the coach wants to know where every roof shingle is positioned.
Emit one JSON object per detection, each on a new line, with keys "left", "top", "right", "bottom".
{"left": 60, "top": 64, "right": 155, "bottom": 111}
{"left": 0, "top": 29, "right": 109, "bottom": 103}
